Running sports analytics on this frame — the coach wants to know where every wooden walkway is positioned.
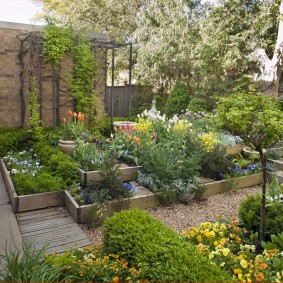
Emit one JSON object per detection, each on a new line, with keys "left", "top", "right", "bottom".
{"left": 16, "top": 207, "right": 92, "bottom": 254}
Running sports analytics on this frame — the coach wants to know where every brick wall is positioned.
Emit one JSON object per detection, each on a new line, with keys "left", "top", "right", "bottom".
{"left": 0, "top": 21, "right": 107, "bottom": 128}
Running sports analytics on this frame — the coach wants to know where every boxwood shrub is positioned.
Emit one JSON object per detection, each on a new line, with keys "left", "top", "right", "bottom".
{"left": 103, "top": 209, "right": 233, "bottom": 282}
{"left": 0, "top": 129, "right": 30, "bottom": 157}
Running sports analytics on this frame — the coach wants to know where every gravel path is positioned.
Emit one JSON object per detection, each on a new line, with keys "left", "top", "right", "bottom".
{"left": 81, "top": 185, "right": 261, "bottom": 243}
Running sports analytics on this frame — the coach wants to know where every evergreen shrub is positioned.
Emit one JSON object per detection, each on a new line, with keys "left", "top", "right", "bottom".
{"left": 165, "top": 82, "right": 190, "bottom": 117}
{"left": 103, "top": 209, "right": 232, "bottom": 282}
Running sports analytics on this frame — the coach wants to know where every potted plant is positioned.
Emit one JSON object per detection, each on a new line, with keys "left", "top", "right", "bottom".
{"left": 59, "top": 110, "right": 86, "bottom": 154}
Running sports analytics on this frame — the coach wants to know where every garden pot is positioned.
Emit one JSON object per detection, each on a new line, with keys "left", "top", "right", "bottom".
{"left": 59, "top": 139, "right": 77, "bottom": 154}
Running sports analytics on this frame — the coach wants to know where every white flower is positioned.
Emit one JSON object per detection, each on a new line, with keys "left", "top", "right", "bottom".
{"left": 137, "top": 114, "right": 140, "bottom": 118}
{"left": 11, "top": 169, "right": 18, "bottom": 174}
{"left": 110, "top": 133, "right": 113, "bottom": 138}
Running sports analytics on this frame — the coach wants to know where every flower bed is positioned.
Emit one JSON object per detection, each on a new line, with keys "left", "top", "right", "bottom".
{"left": 1, "top": 155, "right": 263, "bottom": 217}
{"left": 0, "top": 159, "right": 64, "bottom": 212}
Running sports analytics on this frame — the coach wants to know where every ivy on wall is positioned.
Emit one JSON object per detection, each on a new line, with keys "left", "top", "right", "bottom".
{"left": 42, "top": 18, "right": 97, "bottom": 118}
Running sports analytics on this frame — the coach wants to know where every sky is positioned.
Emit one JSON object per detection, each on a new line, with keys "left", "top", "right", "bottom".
{"left": 0, "top": 0, "right": 43, "bottom": 25}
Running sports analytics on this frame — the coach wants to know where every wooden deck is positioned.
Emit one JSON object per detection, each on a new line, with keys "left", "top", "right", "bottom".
{"left": 16, "top": 207, "right": 92, "bottom": 254}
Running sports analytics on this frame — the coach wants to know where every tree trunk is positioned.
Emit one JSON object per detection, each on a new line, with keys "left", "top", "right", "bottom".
{"left": 258, "top": 147, "right": 267, "bottom": 243}
{"left": 253, "top": 0, "right": 283, "bottom": 96}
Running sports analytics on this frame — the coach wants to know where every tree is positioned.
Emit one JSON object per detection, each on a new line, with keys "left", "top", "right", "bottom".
{"left": 216, "top": 91, "right": 283, "bottom": 242}
{"left": 251, "top": 0, "right": 283, "bottom": 96}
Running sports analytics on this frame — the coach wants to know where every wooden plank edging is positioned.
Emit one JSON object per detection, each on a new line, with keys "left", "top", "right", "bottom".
{"left": 79, "top": 165, "right": 143, "bottom": 186}
{"left": 0, "top": 158, "right": 19, "bottom": 212}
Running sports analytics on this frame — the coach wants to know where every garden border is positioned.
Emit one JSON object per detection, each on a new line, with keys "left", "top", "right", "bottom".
{"left": 0, "top": 158, "right": 263, "bottom": 221}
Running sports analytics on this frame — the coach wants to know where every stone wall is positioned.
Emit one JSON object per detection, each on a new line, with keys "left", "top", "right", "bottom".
{"left": 0, "top": 21, "right": 107, "bottom": 128}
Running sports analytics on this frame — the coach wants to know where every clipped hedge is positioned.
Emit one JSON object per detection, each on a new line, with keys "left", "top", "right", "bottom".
{"left": 0, "top": 129, "right": 30, "bottom": 157}
{"left": 103, "top": 209, "right": 233, "bottom": 282}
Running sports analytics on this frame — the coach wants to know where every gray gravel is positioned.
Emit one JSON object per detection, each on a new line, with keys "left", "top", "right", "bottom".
{"left": 82, "top": 185, "right": 261, "bottom": 243}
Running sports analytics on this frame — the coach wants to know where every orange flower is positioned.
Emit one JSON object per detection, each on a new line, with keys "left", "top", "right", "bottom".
{"left": 114, "top": 126, "right": 118, "bottom": 132}
{"left": 234, "top": 226, "right": 240, "bottom": 232}
{"left": 113, "top": 276, "right": 119, "bottom": 283}
{"left": 255, "top": 272, "right": 264, "bottom": 281}
{"left": 73, "top": 112, "right": 77, "bottom": 117}
{"left": 128, "top": 135, "right": 132, "bottom": 140}
{"left": 67, "top": 110, "right": 73, "bottom": 116}
{"left": 63, "top": 118, "right": 67, "bottom": 123}
{"left": 119, "top": 126, "right": 123, "bottom": 131}
{"left": 121, "top": 130, "right": 125, "bottom": 135}
{"left": 80, "top": 114, "right": 85, "bottom": 122}
{"left": 235, "top": 236, "right": 241, "bottom": 243}
{"left": 259, "top": 263, "right": 267, "bottom": 270}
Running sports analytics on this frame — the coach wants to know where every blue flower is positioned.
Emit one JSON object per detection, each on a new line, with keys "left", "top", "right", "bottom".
{"left": 123, "top": 183, "right": 135, "bottom": 193}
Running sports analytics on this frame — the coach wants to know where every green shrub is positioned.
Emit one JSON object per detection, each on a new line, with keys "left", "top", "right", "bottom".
{"left": 12, "top": 170, "right": 64, "bottom": 195}
{"left": 165, "top": 82, "right": 190, "bottom": 117}
{"left": 103, "top": 209, "right": 232, "bottom": 282}
{"left": 239, "top": 194, "right": 283, "bottom": 239}
{"left": 0, "top": 129, "right": 29, "bottom": 157}
{"left": 34, "top": 142, "right": 79, "bottom": 187}
{"left": 188, "top": 97, "right": 208, "bottom": 112}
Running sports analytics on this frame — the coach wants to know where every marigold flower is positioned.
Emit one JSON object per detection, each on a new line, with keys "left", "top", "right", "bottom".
{"left": 255, "top": 272, "right": 264, "bottom": 281}
{"left": 259, "top": 263, "right": 267, "bottom": 270}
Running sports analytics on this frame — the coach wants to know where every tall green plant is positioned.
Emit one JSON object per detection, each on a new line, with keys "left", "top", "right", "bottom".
{"left": 29, "top": 77, "right": 44, "bottom": 141}
{"left": 165, "top": 82, "right": 190, "bottom": 117}
{"left": 71, "top": 36, "right": 97, "bottom": 116}
{"left": 42, "top": 17, "right": 73, "bottom": 69}
{"left": 216, "top": 91, "right": 283, "bottom": 242}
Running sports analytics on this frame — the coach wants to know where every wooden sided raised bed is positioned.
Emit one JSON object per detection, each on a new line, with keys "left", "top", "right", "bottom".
{"left": 202, "top": 173, "right": 263, "bottom": 196}
{"left": 0, "top": 159, "right": 64, "bottom": 213}
{"left": 79, "top": 164, "right": 143, "bottom": 186}
{"left": 64, "top": 184, "right": 159, "bottom": 223}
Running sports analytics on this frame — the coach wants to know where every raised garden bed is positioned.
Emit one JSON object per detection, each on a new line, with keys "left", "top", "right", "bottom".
{"left": 0, "top": 159, "right": 64, "bottom": 213}
{"left": 79, "top": 164, "right": 143, "bottom": 186}
{"left": 1, "top": 158, "right": 263, "bottom": 221}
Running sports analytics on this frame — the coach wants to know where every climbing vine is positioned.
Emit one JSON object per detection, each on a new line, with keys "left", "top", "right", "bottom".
{"left": 71, "top": 35, "right": 97, "bottom": 116}
{"left": 42, "top": 18, "right": 73, "bottom": 69}
{"left": 29, "top": 77, "right": 44, "bottom": 141}
{"left": 42, "top": 18, "right": 97, "bottom": 119}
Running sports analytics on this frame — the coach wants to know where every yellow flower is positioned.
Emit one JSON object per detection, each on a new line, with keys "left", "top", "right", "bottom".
{"left": 220, "top": 262, "right": 226, "bottom": 267}
{"left": 113, "top": 276, "right": 119, "bottom": 283}
{"left": 234, "top": 268, "right": 242, "bottom": 274}
{"left": 222, "top": 248, "right": 230, "bottom": 256}
{"left": 240, "top": 259, "right": 248, "bottom": 269}
{"left": 213, "top": 241, "right": 219, "bottom": 246}
{"left": 189, "top": 229, "right": 195, "bottom": 237}
{"left": 196, "top": 235, "right": 202, "bottom": 242}
{"left": 180, "top": 230, "right": 186, "bottom": 237}
{"left": 209, "top": 231, "right": 216, "bottom": 238}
